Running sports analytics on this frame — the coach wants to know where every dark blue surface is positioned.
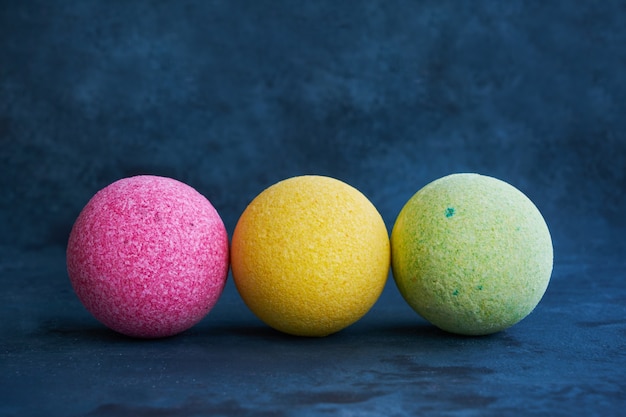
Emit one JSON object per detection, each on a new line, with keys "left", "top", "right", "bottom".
{"left": 1, "top": 1, "right": 625, "bottom": 416}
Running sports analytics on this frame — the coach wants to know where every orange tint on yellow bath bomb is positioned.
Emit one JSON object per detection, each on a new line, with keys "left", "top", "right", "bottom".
{"left": 231, "top": 175, "right": 390, "bottom": 337}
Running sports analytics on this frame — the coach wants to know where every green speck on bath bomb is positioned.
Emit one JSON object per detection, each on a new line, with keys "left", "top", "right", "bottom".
{"left": 391, "top": 173, "right": 553, "bottom": 336}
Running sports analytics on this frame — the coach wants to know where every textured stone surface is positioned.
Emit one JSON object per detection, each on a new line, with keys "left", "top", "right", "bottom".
{"left": 1, "top": 248, "right": 625, "bottom": 416}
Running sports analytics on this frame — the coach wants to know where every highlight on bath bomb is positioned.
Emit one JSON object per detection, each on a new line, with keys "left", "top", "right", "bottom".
{"left": 231, "top": 175, "right": 390, "bottom": 337}
{"left": 391, "top": 173, "right": 553, "bottom": 336}
{"left": 66, "top": 175, "right": 229, "bottom": 338}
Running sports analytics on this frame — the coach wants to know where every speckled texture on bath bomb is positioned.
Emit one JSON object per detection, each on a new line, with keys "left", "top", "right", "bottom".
{"left": 66, "top": 175, "right": 229, "bottom": 338}
{"left": 231, "top": 175, "right": 390, "bottom": 337}
{"left": 391, "top": 173, "right": 553, "bottom": 336}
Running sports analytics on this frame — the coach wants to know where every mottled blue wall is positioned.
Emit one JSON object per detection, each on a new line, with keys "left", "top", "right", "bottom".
{"left": 2, "top": 1, "right": 625, "bottom": 259}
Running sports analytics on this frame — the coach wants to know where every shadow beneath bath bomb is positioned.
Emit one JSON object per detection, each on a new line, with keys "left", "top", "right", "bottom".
{"left": 372, "top": 323, "right": 445, "bottom": 338}
{"left": 205, "top": 322, "right": 343, "bottom": 343}
{"left": 38, "top": 318, "right": 187, "bottom": 344}
{"left": 361, "top": 320, "right": 517, "bottom": 344}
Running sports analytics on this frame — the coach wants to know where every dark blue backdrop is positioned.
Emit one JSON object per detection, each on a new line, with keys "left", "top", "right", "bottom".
{"left": 2, "top": 1, "right": 625, "bottom": 258}
{"left": 1, "top": 1, "right": 625, "bottom": 416}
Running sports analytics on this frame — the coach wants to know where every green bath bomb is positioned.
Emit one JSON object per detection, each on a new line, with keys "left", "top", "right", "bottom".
{"left": 391, "top": 173, "right": 553, "bottom": 335}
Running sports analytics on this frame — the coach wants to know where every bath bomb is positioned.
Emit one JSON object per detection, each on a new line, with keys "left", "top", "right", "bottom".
{"left": 66, "top": 175, "right": 229, "bottom": 338}
{"left": 391, "top": 173, "right": 553, "bottom": 336}
{"left": 231, "top": 175, "right": 390, "bottom": 337}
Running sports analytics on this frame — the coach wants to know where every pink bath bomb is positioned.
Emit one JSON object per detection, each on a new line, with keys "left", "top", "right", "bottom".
{"left": 66, "top": 175, "right": 229, "bottom": 338}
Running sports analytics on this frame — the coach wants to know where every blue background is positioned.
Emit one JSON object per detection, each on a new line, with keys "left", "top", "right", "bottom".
{"left": 1, "top": 1, "right": 625, "bottom": 416}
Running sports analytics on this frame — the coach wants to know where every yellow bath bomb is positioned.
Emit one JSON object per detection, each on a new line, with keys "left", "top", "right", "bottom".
{"left": 391, "top": 173, "right": 553, "bottom": 336}
{"left": 231, "top": 175, "right": 390, "bottom": 337}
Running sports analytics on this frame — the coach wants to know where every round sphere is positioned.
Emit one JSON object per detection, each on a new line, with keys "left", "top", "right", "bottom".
{"left": 231, "top": 175, "right": 390, "bottom": 337}
{"left": 66, "top": 175, "right": 229, "bottom": 338}
{"left": 391, "top": 173, "right": 553, "bottom": 335}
